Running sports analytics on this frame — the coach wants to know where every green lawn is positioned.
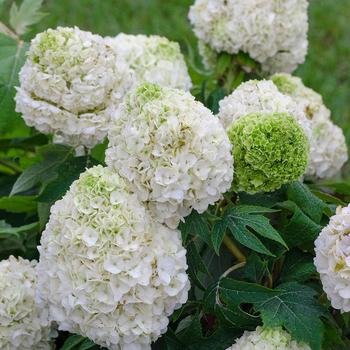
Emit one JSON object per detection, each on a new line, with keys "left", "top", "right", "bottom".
{"left": 5, "top": 0, "right": 350, "bottom": 148}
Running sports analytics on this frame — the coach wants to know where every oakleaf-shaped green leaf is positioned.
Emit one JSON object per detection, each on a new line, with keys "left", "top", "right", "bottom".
{"left": 9, "top": 0, "right": 46, "bottom": 35}
{"left": 205, "top": 278, "right": 325, "bottom": 350}
{"left": 204, "top": 277, "right": 278, "bottom": 329}
{"left": 213, "top": 205, "right": 286, "bottom": 256}
{"left": 256, "top": 282, "right": 325, "bottom": 350}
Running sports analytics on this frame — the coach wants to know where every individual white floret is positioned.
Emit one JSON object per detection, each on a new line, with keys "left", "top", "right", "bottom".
{"left": 106, "top": 33, "right": 192, "bottom": 91}
{"left": 37, "top": 165, "right": 190, "bottom": 350}
{"left": 314, "top": 204, "right": 350, "bottom": 313}
{"left": 0, "top": 256, "right": 55, "bottom": 350}
{"left": 189, "top": 0, "right": 309, "bottom": 73}
{"left": 15, "top": 26, "right": 132, "bottom": 150}
{"left": 106, "top": 83, "right": 233, "bottom": 228}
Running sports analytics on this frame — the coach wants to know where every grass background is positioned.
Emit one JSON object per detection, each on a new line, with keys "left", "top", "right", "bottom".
{"left": 5, "top": 0, "right": 350, "bottom": 150}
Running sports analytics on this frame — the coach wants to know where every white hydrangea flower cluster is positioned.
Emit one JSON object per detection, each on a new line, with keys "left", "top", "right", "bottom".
{"left": 188, "top": 0, "right": 309, "bottom": 73}
{"left": 217, "top": 80, "right": 312, "bottom": 139}
{"left": 271, "top": 73, "right": 330, "bottom": 121}
{"left": 106, "top": 33, "right": 192, "bottom": 91}
{"left": 271, "top": 73, "right": 348, "bottom": 179}
{"left": 314, "top": 204, "right": 350, "bottom": 313}
{"left": 227, "top": 326, "right": 311, "bottom": 350}
{"left": 304, "top": 118, "right": 348, "bottom": 179}
{"left": 106, "top": 83, "right": 233, "bottom": 228}
{"left": 37, "top": 165, "right": 190, "bottom": 350}
{"left": 15, "top": 26, "right": 132, "bottom": 151}
{"left": 0, "top": 256, "right": 54, "bottom": 350}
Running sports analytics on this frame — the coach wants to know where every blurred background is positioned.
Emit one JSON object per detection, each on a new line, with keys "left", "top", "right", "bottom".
{"left": 1, "top": 0, "right": 349, "bottom": 148}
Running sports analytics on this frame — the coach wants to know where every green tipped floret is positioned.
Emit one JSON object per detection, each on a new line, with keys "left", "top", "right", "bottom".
{"left": 228, "top": 112, "right": 309, "bottom": 193}
{"left": 271, "top": 73, "right": 299, "bottom": 95}
{"left": 134, "top": 83, "right": 164, "bottom": 104}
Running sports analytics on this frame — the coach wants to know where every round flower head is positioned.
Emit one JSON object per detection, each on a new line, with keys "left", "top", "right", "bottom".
{"left": 15, "top": 26, "right": 132, "bottom": 151}
{"left": 271, "top": 73, "right": 348, "bottom": 179}
{"left": 314, "top": 204, "right": 350, "bottom": 312}
{"left": 37, "top": 165, "right": 189, "bottom": 350}
{"left": 106, "top": 83, "right": 233, "bottom": 228}
{"left": 0, "top": 256, "right": 54, "bottom": 350}
{"left": 106, "top": 33, "right": 192, "bottom": 91}
{"left": 228, "top": 112, "right": 309, "bottom": 193}
{"left": 189, "top": 0, "right": 309, "bottom": 73}
{"left": 218, "top": 80, "right": 312, "bottom": 139}
{"left": 226, "top": 326, "right": 311, "bottom": 350}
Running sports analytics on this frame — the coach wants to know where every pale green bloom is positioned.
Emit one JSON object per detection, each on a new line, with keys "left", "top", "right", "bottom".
{"left": 228, "top": 112, "right": 309, "bottom": 193}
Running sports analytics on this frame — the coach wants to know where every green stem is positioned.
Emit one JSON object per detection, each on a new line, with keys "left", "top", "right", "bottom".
{"left": 223, "top": 234, "right": 246, "bottom": 263}
{"left": 0, "top": 21, "right": 21, "bottom": 42}
{"left": 0, "top": 159, "right": 22, "bottom": 174}
{"left": 221, "top": 261, "right": 247, "bottom": 278}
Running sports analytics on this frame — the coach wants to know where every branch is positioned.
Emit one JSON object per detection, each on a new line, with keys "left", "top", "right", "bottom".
{"left": 223, "top": 234, "right": 246, "bottom": 263}
{"left": 0, "top": 21, "right": 21, "bottom": 43}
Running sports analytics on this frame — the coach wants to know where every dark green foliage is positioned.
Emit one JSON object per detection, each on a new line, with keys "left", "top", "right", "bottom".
{"left": 0, "top": 1, "right": 349, "bottom": 349}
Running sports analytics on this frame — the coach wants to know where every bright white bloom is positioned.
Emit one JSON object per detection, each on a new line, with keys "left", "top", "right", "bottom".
{"left": 218, "top": 80, "right": 312, "bottom": 139}
{"left": 0, "top": 256, "right": 54, "bottom": 350}
{"left": 37, "top": 165, "right": 190, "bottom": 350}
{"left": 271, "top": 73, "right": 348, "bottom": 179}
{"left": 189, "top": 0, "right": 309, "bottom": 73}
{"left": 106, "top": 83, "right": 233, "bottom": 228}
{"left": 16, "top": 27, "right": 132, "bottom": 150}
{"left": 304, "top": 118, "right": 348, "bottom": 179}
{"left": 227, "top": 326, "right": 311, "bottom": 350}
{"left": 314, "top": 204, "right": 350, "bottom": 313}
{"left": 106, "top": 33, "right": 192, "bottom": 91}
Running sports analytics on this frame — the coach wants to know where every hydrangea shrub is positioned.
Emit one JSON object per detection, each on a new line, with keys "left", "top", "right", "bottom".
{"left": 0, "top": 1, "right": 349, "bottom": 350}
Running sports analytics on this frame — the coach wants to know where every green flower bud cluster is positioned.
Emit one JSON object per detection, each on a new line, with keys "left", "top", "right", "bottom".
{"left": 228, "top": 112, "right": 309, "bottom": 193}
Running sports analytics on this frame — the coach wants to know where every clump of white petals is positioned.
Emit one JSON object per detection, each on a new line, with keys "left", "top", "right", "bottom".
{"left": 271, "top": 73, "right": 330, "bottom": 121}
{"left": 271, "top": 73, "right": 348, "bottom": 179}
{"left": 37, "top": 165, "right": 190, "bottom": 350}
{"left": 218, "top": 80, "right": 312, "bottom": 140}
{"left": 305, "top": 118, "right": 348, "bottom": 179}
{"left": 189, "top": 0, "right": 309, "bottom": 73}
{"left": 0, "top": 256, "right": 54, "bottom": 350}
{"left": 106, "top": 83, "right": 233, "bottom": 228}
{"left": 314, "top": 204, "right": 350, "bottom": 313}
{"left": 106, "top": 33, "right": 192, "bottom": 91}
{"left": 16, "top": 26, "right": 132, "bottom": 150}
{"left": 227, "top": 326, "right": 311, "bottom": 350}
